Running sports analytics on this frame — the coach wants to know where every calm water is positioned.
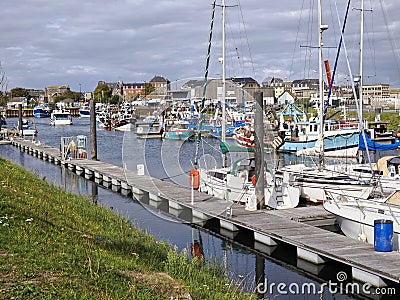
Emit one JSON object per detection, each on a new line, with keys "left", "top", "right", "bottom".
{"left": 1, "top": 117, "right": 364, "bottom": 299}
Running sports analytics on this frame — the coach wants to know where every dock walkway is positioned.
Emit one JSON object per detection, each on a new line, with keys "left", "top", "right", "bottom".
{"left": 7, "top": 138, "right": 400, "bottom": 288}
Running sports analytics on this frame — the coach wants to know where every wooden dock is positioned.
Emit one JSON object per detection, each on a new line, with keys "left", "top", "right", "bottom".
{"left": 7, "top": 138, "right": 400, "bottom": 288}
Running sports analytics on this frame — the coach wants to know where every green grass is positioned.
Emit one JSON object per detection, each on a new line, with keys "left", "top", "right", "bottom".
{"left": 0, "top": 157, "right": 255, "bottom": 299}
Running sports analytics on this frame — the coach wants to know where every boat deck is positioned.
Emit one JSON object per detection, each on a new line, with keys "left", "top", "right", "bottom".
{"left": 7, "top": 137, "right": 400, "bottom": 287}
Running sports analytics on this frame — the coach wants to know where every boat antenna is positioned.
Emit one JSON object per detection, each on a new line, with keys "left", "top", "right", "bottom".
{"left": 194, "top": 0, "right": 217, "bottom": 169}
{"left": 334, "top": 2, "right": 373, "bottom": 172}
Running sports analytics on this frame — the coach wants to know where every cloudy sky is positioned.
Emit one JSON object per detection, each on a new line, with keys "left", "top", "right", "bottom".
{"left": 1, "top": 0, "right": 400, "bottom": 93}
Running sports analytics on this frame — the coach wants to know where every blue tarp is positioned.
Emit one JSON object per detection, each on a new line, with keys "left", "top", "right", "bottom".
{"left": 359, "top": 133, "right": 400, "bottom": 151}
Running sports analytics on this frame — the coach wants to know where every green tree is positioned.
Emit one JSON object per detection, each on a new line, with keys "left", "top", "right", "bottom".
{"left": 52, "top": 90, "right": 80, "bottom": 103}
{"left": 0, "top": 61, "right": 7, "bottom": 106}
{"left": 10, "top": 87, "right": 29, "bottom": 98}
{"left": 144, "top": 82, "right": 155, "bottom": 96}
{"left": 93, "top": 84, "right": 112, "bottom": 103}
{"left": 109, "top": 94, "right": 121, "bottom": 105}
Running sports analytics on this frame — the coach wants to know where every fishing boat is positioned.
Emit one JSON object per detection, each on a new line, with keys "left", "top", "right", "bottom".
{"left": 163, "top": 124, "right": 195, "bottom": 140}
{"left": 17, "top": 119, "right": 38, "bottom": 136}
{"left": 33, "top": 104, "right": 51, "bottom": 118}
{"left": 79, "top": 103, "right": 91, "bottom": 118}
{"left": 323, "top": 190, "right": 400, "bottom": 250}
{"left": 272, "top": 101, "right": 359, "bottom": 157}
{"left": 50, "top": 110, "right": 73, "bottom": 125}
{"left": 233, "top": 126, "right": 254, "bottom": 148}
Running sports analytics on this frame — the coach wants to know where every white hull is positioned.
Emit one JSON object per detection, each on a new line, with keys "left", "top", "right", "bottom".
{"left": 50, "top": 110, "right": 72, "bottom": 126}
{"left": 51, "top": 119, "right": 73, "bottom": 126}
{"left": 114, "top": 123, "right": 134, "bottom": 131}
{"left": 20, "top": 129, "right": 37, "bottom": 136}
{"left": 324, "top": 194, "right": 400, "bottom": 250}
{"left": 297, "top": 146, "right": 358, "bottom": 158}
{"left": 199, "top": 168, "right": 299, "bottom": 209}
{"left": 280, "top": 164, "right": 375, "bottom": 203}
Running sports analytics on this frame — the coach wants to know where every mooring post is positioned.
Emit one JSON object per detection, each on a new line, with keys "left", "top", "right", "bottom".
{"left": 90, "top": 98, "right": 97, "bottom": 160}
{"left": 254, "top": 91, "right": 265, "bottom": 209}
{"left": 18, "top": 104, "right": 23, "bottom": 136}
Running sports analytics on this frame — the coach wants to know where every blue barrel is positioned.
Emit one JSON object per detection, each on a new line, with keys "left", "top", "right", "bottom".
{"left": 374, "top": 219, "right": 393, "bottom": 252}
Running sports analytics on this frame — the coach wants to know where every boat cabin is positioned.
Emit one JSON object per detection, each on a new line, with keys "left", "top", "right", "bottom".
{"left": 374, "top": 156, "right": 400, "bottom": 178}
{"left": 366, "top": 121, "right": 394, "bottom": 144}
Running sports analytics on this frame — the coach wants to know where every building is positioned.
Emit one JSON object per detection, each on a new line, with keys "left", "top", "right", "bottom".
{"left": 181, "top": 78, "right": 260, "bottom": 105}
{"left": 362, "top": 84, "right": 390, "bottom": 105}
{"left": 45, "top": 85, "right": 70, "bottom": 103}
{"left": 122, "top": 82, "right": 145, "bottom": 100}
{"left": 149, "top": 75, "right": 170, "bottom": 96}
{"left": 291, "top": 79, "right": 319, "bottom": 100}
{"left": 97, "top": 81, "right": 123, "bottom": 97}
{"left": 277, "top": 91, "right": 297, "bottom": 106}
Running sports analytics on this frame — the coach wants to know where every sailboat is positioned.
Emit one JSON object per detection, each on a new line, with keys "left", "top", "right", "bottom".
{"left": 277, "top": 0, "right": 377, "bottom": 203}
{"left": 323, "top": 189, "right": 400, "bottom": 250}
{"left": 195, "top": 1, "right": 299, "bottom": 210}
{"left": 323, "top": 0, "right": 400, "bottom": 250}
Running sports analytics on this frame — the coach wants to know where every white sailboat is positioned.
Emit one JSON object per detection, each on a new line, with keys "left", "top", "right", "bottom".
{"left": 323, "top": 189, "right": 400, "bottom": 250}
{"left": 278, "top": 0, "right": 377, "bottom": 203}
{"left": 323, "top": 0, "right": 400, "bottom": 250}
{"left": 196, "top": 1, "right": 299, "bottom": 210}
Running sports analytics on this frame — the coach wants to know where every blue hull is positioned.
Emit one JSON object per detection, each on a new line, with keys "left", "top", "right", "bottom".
{"left": 80, "top": 110, "right": 91, "bottom": 117}
{"left": 33, "top": 109, "right": 49, "bottom": 118}
{"left": 163, "top": 130, "right": 194, "bottom": 140}
{"left": 279, "top": 132, "right": 359, "bottom": 153}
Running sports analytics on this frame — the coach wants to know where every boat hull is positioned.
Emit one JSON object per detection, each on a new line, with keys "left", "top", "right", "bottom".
{"left": 33, "top": 111, "right": 50, "bottom": 118}
{"left": 163, "top": 130, "right": 194, "bottom": 140}
{"left": 278, "top": 132, "right": 359, "bottom": 154}
{"left": 79, "top": 110, "right": 91, "bottom": 118}
{"left": 324, "top": 198, "right": 400, "bottom": 250}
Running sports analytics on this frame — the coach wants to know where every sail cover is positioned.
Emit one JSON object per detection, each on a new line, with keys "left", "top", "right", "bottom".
{"left": 359, "top": 133, "right": 400, "bottom": 151}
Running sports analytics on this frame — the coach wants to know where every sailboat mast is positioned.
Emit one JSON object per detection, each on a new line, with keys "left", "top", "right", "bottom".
{"left": 318, "top": 0, "right": 326, "bottom": 170}
{"left": 358, "top": 0, "right": 364, "bottom": 122}
{"left": 221, "top": 0, "right": 227, "bottom": 166}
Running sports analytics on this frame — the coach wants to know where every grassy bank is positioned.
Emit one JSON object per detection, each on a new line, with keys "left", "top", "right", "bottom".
{"left": 0, "top": 157, "right": 255, "bottom": 299}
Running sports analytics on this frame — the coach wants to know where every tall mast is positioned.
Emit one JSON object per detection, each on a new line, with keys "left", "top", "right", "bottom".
{"left": 221, "top": 0, "right": 227, "bottom": 167}
{"left": 358, "top": 0, "right": 364, "bottom": 122}
{"left": 318, "top": 0, "right": 327, "bottom": 170}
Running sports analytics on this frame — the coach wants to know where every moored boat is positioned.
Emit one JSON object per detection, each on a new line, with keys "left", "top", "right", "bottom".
{"left": 50, "top": 110, "right": 73, "bottom": 125}
{"left": 323, "top": 190, "right": 400, "bottom": 250}
{"left": 17, "top": 118, "right": 38, "bottom": 136}
{"left": 33, "top": 104, "right": 51, "bottom": 118}
{"left": 163, "top": 126, "right": 194, "bottom": 140}
{"left": 198, "top": 142, "right": 299, "bottom": 209}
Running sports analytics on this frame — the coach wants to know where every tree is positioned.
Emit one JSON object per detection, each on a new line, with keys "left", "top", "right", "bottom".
{"left": 0, "top": 62, "right": 8, "bottom": 106}
{"left": 10, "top": 87, "right": 29, "bottom": 98}
{"left": 109, "top": 95, "right": 121, "bottom": 105}
{"left": 144, "top": 82, "right": 155, "bottom": 96}
{"left": 93, "top": 84, "right": 112, "bottom": 103}
{"left": 52, "top": 90, "right": 80, "bottom": 103}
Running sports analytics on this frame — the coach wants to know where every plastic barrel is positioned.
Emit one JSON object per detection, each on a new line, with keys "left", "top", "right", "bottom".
{"left": 374, "top": 219, "right": 393, "bottom": 252}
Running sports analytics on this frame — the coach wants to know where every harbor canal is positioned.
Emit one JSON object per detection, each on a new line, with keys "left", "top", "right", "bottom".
{"left": 1, "top": 117, "right": 398, "bottom": 299}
